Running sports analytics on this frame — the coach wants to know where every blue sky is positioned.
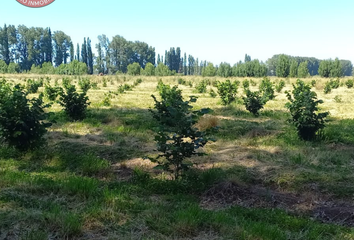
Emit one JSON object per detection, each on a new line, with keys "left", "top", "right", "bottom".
{"left": 1, "top": 0, "right": 353, "bottom": 65}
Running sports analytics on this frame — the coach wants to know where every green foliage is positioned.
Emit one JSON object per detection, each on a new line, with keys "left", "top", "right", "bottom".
{"left": 202, "top": 63, "right": 216, "bottom": 77}
{"left": 149, "top": 83, "right": 215, "bottom": 179}
{"left": 345, "top": 79, "right": 353, "bottom": 88}
{"left": 59, "top": 84, "right": 90, "bottom": 121}
{"left": 127, "top": 62, "right": 141, "bottom": 75}
{"left": 259, "top": 78, "right": 275, "bottom": 101}
{"left": 209, "top": 89, "right": 217, "bottom": 98}
{"left": 117, "top": 84, "right": 133, "bottom": 93}
{"left": 26, "top": 79, "right": 43, "bottom": 94}
{"left": 297, "top": 61, "right": 309, "bottom": 78}
{"left": 318, "top": 60, "right": 332, "bottom": 78}
{"left": 242, "top": 79, "right": 250, "bottom": 91}
{"left": 242, "top": 89, "right": 265, "bottom": 116}
{"left": 142, "top": 62, "right": 155, "bottom": 76}
{"left": 216, "top": 80, "right": 239, "bottom": 105}
{"left": 62, "top": 77, "right": 72, "bottom": 89}
{"left": 0, "top": 82, "right": 51, "bottom": 150}
{"left": 195, "top": 80, "right": 207, "bottom": 93}
{"left": 275, "top": 79, "right": 285, "bottom": 93}
{"left": 285, "top": 79, "right": 329, "bottom": 141}
{"left": 78, "top": 77, "right": 91, "bottom": 93}
{"left": 133, "top": 78, "right": 143, "bottom": 86}
{"left": 311, "top": 80, "right": 317, "bottom": 87}
{"left": 289, "top": 60, "right": 298, "bottom": 78}
{"left": 102, "top": 92, "right": 112, "bottom": 106}
{"left": 44, "top": 84, "right": 62, "bottom": 101}
{"left": 324, "top": 79, "right": 340, "bottom": 94}
{"left": 7, "top": 63, "right": 20, "bottom": 73}
{"left": 155, "top": 63, "right": 172, "bottom": 76}
{"left": 0, "top": 60, "right": 7, "bottom": 73}
{"left": 334, "top": 95, "right": 342, "bottom": 103}
{"left": 276, "top": 54, "right": 290, "bottom": 77}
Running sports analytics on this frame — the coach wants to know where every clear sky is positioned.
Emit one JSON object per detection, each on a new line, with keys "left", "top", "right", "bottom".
{"left": 1, "top": 0, "right": 353, "bottom": 65}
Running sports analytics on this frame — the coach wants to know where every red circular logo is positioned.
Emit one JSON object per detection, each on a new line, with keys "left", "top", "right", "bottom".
{"left": 17, "top": 0, "right": 55, "bottom": 8}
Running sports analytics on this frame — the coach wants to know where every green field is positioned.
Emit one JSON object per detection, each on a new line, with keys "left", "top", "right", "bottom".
{"left": 1, "top": 74, "right": 354, "bottom": 239}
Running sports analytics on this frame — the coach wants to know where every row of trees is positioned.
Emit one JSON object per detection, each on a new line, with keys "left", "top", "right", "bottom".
{"left": 268, "top": 54, "right": 352, "bottom": 78}
{"left": 0, "top": 24, "right": 352, "bottom": 77}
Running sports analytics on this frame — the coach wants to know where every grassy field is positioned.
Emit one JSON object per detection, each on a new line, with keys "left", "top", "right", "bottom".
{"left": 1, "top": 74, "right": 354, "bottom": 239}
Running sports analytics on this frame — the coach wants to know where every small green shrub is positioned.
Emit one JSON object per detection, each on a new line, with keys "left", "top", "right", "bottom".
{"left": 259, "top": 78, "right": 275, "bottom": 101}
{"left": 216, "top": 79, "right": 239, "bottom": 105}
{"left": 242, "top": 90, "right": 264, "bottom": 116}
{"left": 195, "top": 80, "right": 207, "bottom": 93}
{"left": 102, "top": 93, "right": 112, "bottom": 106}
{"left": 177, "top": 78, "right": 186, "bottom": 85}
{"left": 26, "top": 79, "right": 43, "bottom": 94}
{"left": 59, "top": 84, "right": 90, "bottom": 121}
{"left": 78, "top": 78, "right": 91, "bottom": 93}
{"left": 62, "top": 77, "right": 72, "bottom": 89}
{"left": 345, "top": 79, "right": 353, "bottom": 88}
{"left": 209, "top": 89, "right": 217, "bottom": 98}
{"left": 275, "top": 79, "right": 285, "bottom": 93}
{"left": 117, "top": 84, "right": 133, "bottom": 94}
{"left": 149, "top": 83, "right": 215, "bottom": 179}
{"left": 324, "top": 82, "right": 332, "bottom": 94}
{"left": 242, "top": 79, "right": 250, "bottom": 91}
{"left": 134, "top": 78, "right": 143, "bottom": 86}
{"left": 285, "top": 79, "right": 329, "bottom": 141}
{"left": 334, "top": 95, "right": 342, "bottom": 103}
{"left": 44, "top": 85, "right": 62, "bottom": 101}
{"left": 311, "top": 80, "right": 317, "bottom": 87}
{"left": 0, "top": 83, "right": 52, "bottom": 151}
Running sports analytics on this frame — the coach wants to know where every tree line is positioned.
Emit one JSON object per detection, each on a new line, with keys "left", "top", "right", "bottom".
{"left": 0, "top": 24, "right": 352, "bottom": 77}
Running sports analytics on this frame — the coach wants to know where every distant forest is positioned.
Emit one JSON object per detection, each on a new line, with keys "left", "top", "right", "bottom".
{"left": 0, "top": 24, "right": 352, "bottom": 77}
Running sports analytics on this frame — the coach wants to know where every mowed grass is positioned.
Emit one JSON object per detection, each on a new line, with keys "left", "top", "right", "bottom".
{"left": 1, "top": 74, "right": 354, "bottom": 239}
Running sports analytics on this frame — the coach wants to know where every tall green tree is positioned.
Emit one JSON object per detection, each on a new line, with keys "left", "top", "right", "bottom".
{"left": 87, "top": 37, "right": 93, "bottom": 74}
{"left": 297, "top": 61, "right": 309, "bottom": 78}
{"left": 53, "top": 30, "right": 71, "bottom": 66}
{"left": 318, "top": 60, "right": 331, "bottom": 78}
{"left": 95, "top": 42, "right": 104, "bottom": 73}
{"left": 276, "top": 54, "right": 290, "bottom": 77}
{"left": 202, "top": 62, "right": 216, "bottom": 76}
{"left": 76, "top": 43, "right": 80, "bottom": 61}
{"left": 217, "top": 62, "right": 232, "bottom": 77}
{"left": 244, "top": 54, "right": 251, "bottom": 62}
{"left": 289, "top": 60, "right": 298, "bottom": 78}
{"left": 0, "top": 24, "right": 10, "bottom": 65}
{"left": 330, "top": 58, "right": 342, "bottom": 78}
{"left": 81, "top": 37, "right": 87, "bottom": 66}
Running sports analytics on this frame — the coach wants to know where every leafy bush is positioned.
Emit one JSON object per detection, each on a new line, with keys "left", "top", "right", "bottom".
{"left": 345, "top": 79, "right": 353, "bottom": 88}
{"left": 324, "top": 82, "right": 332, "bottom": 94}
{"left": 117, "top": 84, "right": 133, "bottom": 93}
{"left": 216, "top": 79, "right": 239, "bottom": 105}
{"left": 311, "top": 80, "right": 317, "bottom": 87}
{"left": 259, "top": 78, "right": 275, "bottom": 101}
{"left": 149, "top": 83, "right": 215, "bottom": 179}
{"left": 177, "top": 78, "right": 186, "bottom": 85}
{"left": 242, "top": 90, "right": 265, "bottom": 116}
{"left": 285, "top": 79, "right": 329, "bottom": 141}
{"left": 59, "top": 84, "right": 90, "bottom": 121}
{"left": 242, "top": 79, "right": 250, "bottom": 91}
{"left": 209, "top": 89, "right": 217, "bottom": 98}
{"left": 78, "top": 78, "right": 91, "bottom": 93}
{"left": 62, "top": 77, "right": 72, "bottom": 89}
{"left": 44, "top": 84, "right": 62, "bottom": 101}
{"left": 275, "top": 79, "right": 285, "bottom": 93}
{"left": 334, "top": 95, "right": 342, "bottom": 103}
{"left": 195, "top": 80, "right": 207, "bottom": 93}
{"left": 134, "top": 78, "right": 143, "bottom": 86}
{"left": 102, "top": 93, "right": 112, "bottom": 106}
{"left": 0, "top": 82, "right": 52, "bottom": 151}
{"left": 26, "top": 79, "right": 43, "bottom": 94}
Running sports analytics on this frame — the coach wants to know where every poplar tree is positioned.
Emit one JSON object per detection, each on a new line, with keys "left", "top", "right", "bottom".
{"left": 81, "top": 37, "right": 87, "bottom": 66}
{"left": 87, "top": 37, "right": 93, "bottom": 74}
